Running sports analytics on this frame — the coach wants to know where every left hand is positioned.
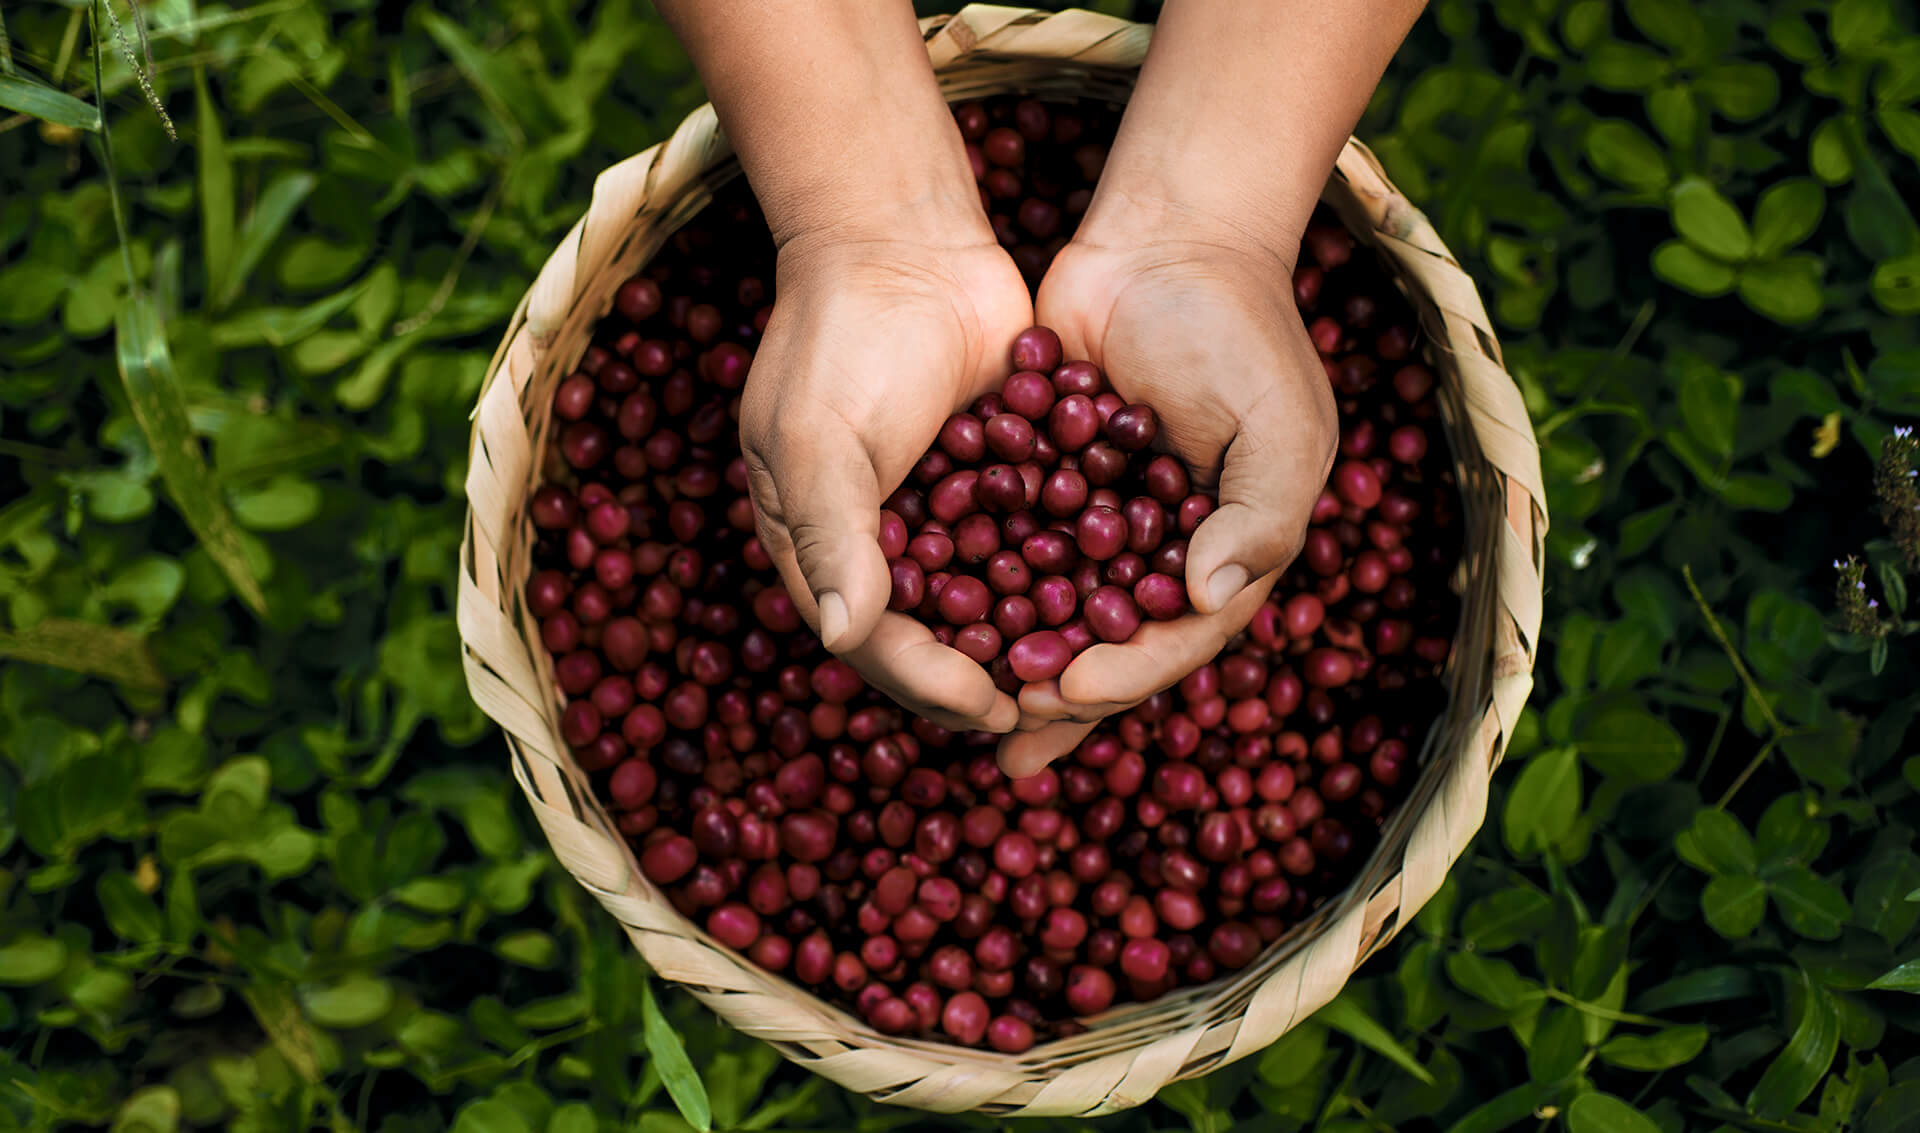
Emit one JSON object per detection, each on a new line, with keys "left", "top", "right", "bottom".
{"left": 997, "top": 209, "right": 1337, "bottom": 776}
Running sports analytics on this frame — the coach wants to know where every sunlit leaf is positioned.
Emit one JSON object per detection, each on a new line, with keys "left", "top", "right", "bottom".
{"left": 642, "top": 980, "right": 711, "bottom": 1132}
{"left": 115, "top": 298, "right": 267, "bottom": 614}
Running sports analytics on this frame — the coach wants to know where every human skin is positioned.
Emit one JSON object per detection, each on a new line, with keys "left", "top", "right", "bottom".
{"left": 656, "top": 1, "right": 1425, "bottom": 766}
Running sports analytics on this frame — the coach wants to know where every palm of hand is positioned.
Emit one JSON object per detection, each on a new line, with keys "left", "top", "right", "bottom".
{"left": 739, "top": 235, "right": 1033, "bottom": 732}
{"left": 995, "top": 241, "right": 1336, "bottom": 774}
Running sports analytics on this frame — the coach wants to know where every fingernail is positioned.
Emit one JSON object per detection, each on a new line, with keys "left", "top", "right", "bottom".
{"left": 818, "top": 591, "right": 849, "bottom": 647}
{"left": 1206, "top": 564, "right": 1249, "bottom": 611}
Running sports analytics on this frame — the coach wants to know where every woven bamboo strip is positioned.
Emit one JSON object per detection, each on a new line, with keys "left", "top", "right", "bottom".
{"left": 456, "top": 5, "right": 1545, "bottom": 1115}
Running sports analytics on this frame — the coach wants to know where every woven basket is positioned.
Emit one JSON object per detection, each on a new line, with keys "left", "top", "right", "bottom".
{"left": 457, "top": 4, "right": 1546, "bottom": 1116}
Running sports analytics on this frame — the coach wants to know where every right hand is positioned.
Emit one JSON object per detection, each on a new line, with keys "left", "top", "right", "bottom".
{"left": 740, "top": 227, "right": 1033, "bottom": 734}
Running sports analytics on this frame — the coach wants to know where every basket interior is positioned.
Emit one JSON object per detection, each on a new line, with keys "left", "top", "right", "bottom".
{"left": 475, "top": 69, "right": 1513, "bottom": 1100}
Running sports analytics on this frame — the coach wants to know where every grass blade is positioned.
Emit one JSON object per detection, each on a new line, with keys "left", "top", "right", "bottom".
{"left": 0, "top": 617, "right": 165, "bottom": 690}
{"left": 0, "top": 73, "right": 100, "bottom": 130}
{"left": 114, "top": 296, "right": 268, "bottom": 615}
{"left": 1315, "top": 993, "right": 1436, "bottom": 1084}
{"left": 1747, "top": 972, "right": 1839, "bottom": 1117}
{"left": 640, "top": 980, "right": 711, "bottom": 1132}
{"left": 193, "top": 65, "right": 233, "bottom": 304}
{"left": 213, "top": 170, "right": 316, "bottom": 311}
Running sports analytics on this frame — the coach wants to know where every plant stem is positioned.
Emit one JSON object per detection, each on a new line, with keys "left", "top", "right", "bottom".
{"left": 1682, "top": 563, "right": 1789, "bottom": 736}
{"left": 1715, "top": 738, "right": 1779, "bottom": 811}
{"left": 89, "top": 1, "right": 139, "bottom": 293}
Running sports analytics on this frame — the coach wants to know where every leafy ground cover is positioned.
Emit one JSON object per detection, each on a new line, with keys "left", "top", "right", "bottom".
{"left": 1, "top": 1, "right": 1917, "bottom": 1130}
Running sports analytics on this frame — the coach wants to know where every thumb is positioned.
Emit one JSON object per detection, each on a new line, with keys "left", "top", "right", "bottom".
{"left": 1184, "top": 405, "right": 1333, "bottom": 615}
{"left": 746, "top": 416, "right": 894, "bottom": 654}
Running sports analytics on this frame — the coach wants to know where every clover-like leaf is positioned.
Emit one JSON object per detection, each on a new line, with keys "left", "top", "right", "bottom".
{"left": 1652, "top": 240, "right": 1737, "bottom": 296}
{"left": 1752, "top": 180, "right": 1826, "bottom": 258}
{"left": 1739, "top": 255, "right": 1826, "bottom": 324}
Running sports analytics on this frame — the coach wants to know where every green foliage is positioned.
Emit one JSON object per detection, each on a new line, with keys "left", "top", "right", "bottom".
{"left": 2, "top": 0, "right": 1917, "bottom": 1130}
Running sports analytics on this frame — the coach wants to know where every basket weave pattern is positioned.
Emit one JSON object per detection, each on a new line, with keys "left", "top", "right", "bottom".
{"left": 457, "top": 5, "right": 1546, "bottom": 1116}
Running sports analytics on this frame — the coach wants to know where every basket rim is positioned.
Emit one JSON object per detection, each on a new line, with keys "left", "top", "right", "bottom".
{"left": 456, "top": 3, "right": 1547, "bottom": 1117}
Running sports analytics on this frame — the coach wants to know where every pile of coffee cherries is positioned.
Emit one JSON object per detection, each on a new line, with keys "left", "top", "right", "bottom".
{"left": 524, "top": 96, "right": 1460, "bottom": 1053}
{"left": 887, "top": 323, "right": 1210, "bottom": 688}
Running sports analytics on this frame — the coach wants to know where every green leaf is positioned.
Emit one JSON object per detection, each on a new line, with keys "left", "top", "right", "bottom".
{"left": 1867, "top": 959, "right": 1920, "bottom": 992}
{"left": 496, "top": 931, "right": 558, "bottom": 968}
{"left": 1556, "top": 612, "right": 1599, "bottom": 689}
{"left": 1579, "top": 708, "right": 1686, "bottom": 781}
{"left": 1652, "top": 240, "right": 1737, "bottom": 296}
{"left": 1695, "top": 63, "right": 1779, "bottom": 121}
{"left": 1831, "top": 0, "right": 1891, "bottom": 52}
{"left": 1812, "top": 119, "right": 1854, "bottom": 185}
{"left": 193, "top": 67, "right": 233, "bottom": 306}
{"left": 1562, "top": 1, "right": 1607, "bottom": 51}
{"left": 301, "top": 975, "right": 395, "bottom": 1029}
{"left": 1567, "top": 1092, "right": 1662, "bottom": 1133}
{"left": 1598, "top": 1025, "right": 1710, "bottom": 1070}
{"left": 1503, "top": 747, "right": 1580, "bottom": 857}
{"left": 110, "top": 1085, "right": 181, "bottom": 1133}
{"left": 1680, "top": 371, "right": 1740, "bottom": 459}
{"left": 1462, "top": 887, "right": 1553, "bottom": 951}
{"left": 1671, "top": 178, "right": 1753, "bottom": 261}
{"left": 1739, "top": 255, "right": 1825, "bottom": 324}
{"left": 1315, "top": 994, "right": 1434, "bottom": 1084}
{"left": 0, "top": 617, "right": 167, "bottom": 690}
{"left": 213, "top": 172, "right": 317, "bottom": 312}
{"left": 229, "top": 477, "right": 322, "bottom": 532}
{"left": 1596, "top": 618, "right": 1662, "bottom": 688}
{"left": 1623, "top": 0, "right": 1702, "bottom": 52}
{"left": 1718, "top": 474, "right": 1794, "bottom": 511}
{"left": 96, "top": 872, "right": 164, "bottom": 944}
{"left": 1647, "top": 86, "right": 1698, "bottom": 151}
{"left": 1882, "top": 107, "right": 1920, "bottom": 162}
{"left": 1587, "top": 42, "right": 1670, "bottom": 91}
{"left": 1446, "top": 952, "right": 1541, "bottom": 1013}
{"left": 1526, "top": 1006, "right": 1588, "bottom": 1084}
{"left": 1754, "top": 794, "right": 1829, "bottom": 866}
{"left": 394, "top": 876, "right": 466, "bottom": 914}
{"left": 1748, "top": 976, "right": 1840, "bottom": 1116}
{"left": 452, "top": 1099, "right": 534, "bottom": 1133}
{"left": 1751, "top": 180, "right": 1825, "bottom": 258}
{"left": 1676, "top": 810, "right": 1758, "bottom": 875}
{"left": 1702, "top": 875, "right": 1767, "bottom": 938}
{"left": 1445, "top": 1082, "right": 1558, "bottom": 1133}
{"left": 420, "top": 11, "right": 559, "bottom": 137}
{"left": 1769, "top": 869, "right": 1850, "bottom": 939}
{"left": 1854, "top": 846, "right": 1920, "bottom": 945}
{"left": 1871, "top": 253, "right": 1920, "bottom": 316}
{"left": 1258, "top": 1021, "right": 1329, "bottom": 1087}
{"left": 0, "top": 934, "right": 69, "bottom": 984}
{"left": 1585, "top": 120, "right": 1670, "bottom": 190}
{"left": 548, "top": 1103, "right": 596, "bottom": 1133}
{"left": 116, "top": 299, "right": 268, "bottom": 615}
{"left": 643, "top": 981, "right": 712, "bottom": 1132}
{"left": 1635, "top": 966, "right": 1762, "bottom": 1012}
{"left": 0, "top": 73, "right": 101, "bottom": 131}
{"left": 101, "top": 556, "right": 185, "bottom": 619}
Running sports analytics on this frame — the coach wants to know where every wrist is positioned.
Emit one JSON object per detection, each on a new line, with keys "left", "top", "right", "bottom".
{"left": 761, "top": 144, "right": 992, "bottom": 253}
{"left": 1073, "top": 175, "right": 1307, "bottom": 275}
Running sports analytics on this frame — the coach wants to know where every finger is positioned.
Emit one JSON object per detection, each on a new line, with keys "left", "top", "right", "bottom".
{"left": 1019, "top": 680, "right": 1127, "bottom": 725}
{"left": 1057, "top": 570, "right": 1278, "bottom": 705}
{"left": 1185, "top": 386, "right": 1335, "bottom": 615}
{"left": 849, "top": 613, "right": 1021, "bottom": 733}
{"left": 997, "top": 720, "right": 1098, "bottom": 779}
{"left": 745, "top": 414, "right": 895, "bottom": 655}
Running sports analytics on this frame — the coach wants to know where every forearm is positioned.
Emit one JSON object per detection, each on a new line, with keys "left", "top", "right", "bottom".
{"left": 655, "top": 1, "right": 984, "bottom": 247}
{"left": 1083, "top": 0, "right": 1424, "bottom": 258}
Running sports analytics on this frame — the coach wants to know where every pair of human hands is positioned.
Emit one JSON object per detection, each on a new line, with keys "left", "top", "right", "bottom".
{"left": 739, "top": 201, "right": 1336, "bottom": 778}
